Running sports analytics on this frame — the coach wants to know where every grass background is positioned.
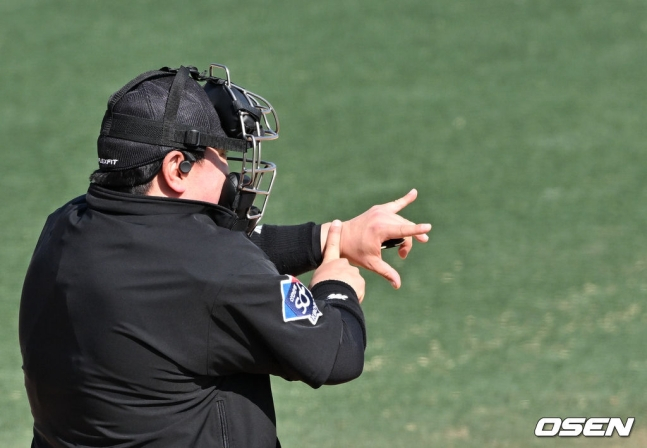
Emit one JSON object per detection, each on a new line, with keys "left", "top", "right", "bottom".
{"left": 1, "top": 0, "right": 646, "bottom": 446}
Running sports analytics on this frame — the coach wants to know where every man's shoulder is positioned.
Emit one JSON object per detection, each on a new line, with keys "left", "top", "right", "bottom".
{"left": 40, "top": 194, "right": 87, "bottom": 229}
{"left": 54, "top": 194, "right": 87, "bottom": 213}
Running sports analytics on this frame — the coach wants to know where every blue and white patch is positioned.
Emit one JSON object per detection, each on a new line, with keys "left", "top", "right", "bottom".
{"left": 280, "top": 276, "right": 322, "bottom": 325}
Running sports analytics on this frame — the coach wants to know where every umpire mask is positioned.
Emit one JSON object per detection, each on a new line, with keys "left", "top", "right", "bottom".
{"left": 98, "top": 64, "right": 279, "bottom": 235}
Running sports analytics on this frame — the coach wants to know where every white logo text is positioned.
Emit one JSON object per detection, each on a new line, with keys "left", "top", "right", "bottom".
{"left": 535, "top": 417, "right": 634, "bottom": 437}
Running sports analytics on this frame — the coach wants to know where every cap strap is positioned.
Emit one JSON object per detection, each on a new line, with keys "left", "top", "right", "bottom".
{"left": 106, "top": 113, "right": 248, "bottom": 152}
{"left": 162, "top": 66, "right": 188, "bottom": 143}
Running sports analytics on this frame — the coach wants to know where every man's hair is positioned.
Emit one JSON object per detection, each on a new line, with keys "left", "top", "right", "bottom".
{"left": 89, "top": 150, "right": 205, "bottom": 195}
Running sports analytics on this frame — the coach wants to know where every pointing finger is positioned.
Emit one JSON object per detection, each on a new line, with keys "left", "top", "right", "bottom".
{"left": 384, "top": 189, "right": 418, "bottom": 213}
{"left": 322, "top": 220, "right": 342, "bottom": 262}
{"left": 389, "top": 223, "right": 432, "bottom": 239}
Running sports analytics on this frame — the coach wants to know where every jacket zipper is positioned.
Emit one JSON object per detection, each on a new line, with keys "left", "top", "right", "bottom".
{"left": 216, "top": 400, "right": 230, "bottom": 448}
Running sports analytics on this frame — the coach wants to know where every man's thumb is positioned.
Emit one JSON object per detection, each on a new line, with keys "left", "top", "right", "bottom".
{"left": 322, "top": 220, "right": 342, "bottom": 262}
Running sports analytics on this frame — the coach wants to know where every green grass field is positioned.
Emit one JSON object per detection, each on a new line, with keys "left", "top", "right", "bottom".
{"left": 1, "top": 0, "right": 646, "bottom": 446}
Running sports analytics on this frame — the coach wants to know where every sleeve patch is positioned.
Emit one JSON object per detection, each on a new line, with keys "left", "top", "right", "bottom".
{"left": 280, "top": 276, "right": 323, "bottom": 325}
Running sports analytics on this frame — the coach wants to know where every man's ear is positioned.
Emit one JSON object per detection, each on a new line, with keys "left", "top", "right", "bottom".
{"left": 160, "top": 150, "right": 188, "bottom": 194}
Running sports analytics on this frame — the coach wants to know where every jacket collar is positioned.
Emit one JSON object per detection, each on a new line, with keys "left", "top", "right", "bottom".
{"left": 86, "top": 184, "right": 240, "bottom": 230}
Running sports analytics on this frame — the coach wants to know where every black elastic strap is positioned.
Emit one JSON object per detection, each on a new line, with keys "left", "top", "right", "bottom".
{"left": 172, "top": 129, "right": 248, "bottom": 152}
{"left": 162, "top": 66, "right": 189, "bottom": 143}
{"left": 106, "top": 113, "right": 248, "bottom": 152}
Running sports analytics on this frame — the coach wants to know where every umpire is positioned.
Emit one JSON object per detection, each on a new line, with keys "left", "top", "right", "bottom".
{"left": 19, "top": 64, "right": 431, "bottom": 448}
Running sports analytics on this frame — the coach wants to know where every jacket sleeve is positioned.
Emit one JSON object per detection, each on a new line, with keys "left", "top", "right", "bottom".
{"left": 248, "top": 223, "right": 322, "bottom": 276}
{"left": 324, "top": 308, "right": 365, "bottom": 384}
{"left": 310, "top": 281, "right": 366, "bottom": 385}
{"left": 207, "top": 258, "right": 365, "bottom": 388}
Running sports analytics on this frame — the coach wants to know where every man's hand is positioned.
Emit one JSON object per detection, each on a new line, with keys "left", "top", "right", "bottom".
{"left": 311, "top": 220, "right": 366, "bottom": 302}
{"left": 320, "top": 189, "right": 431, "bottom": 290}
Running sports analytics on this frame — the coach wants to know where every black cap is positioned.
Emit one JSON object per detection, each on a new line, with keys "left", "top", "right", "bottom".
{"left": 97, "top": 66, "right": 246, "bottom": 171}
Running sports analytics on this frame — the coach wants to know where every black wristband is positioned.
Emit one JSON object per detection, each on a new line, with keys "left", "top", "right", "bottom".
{"left": 250, "top": 222, "right": 320, "bottom": 275}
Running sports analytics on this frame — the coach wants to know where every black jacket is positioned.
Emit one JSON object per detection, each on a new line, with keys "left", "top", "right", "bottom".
{"left": 19, "top": 185, "right": 366, "bottom": 448}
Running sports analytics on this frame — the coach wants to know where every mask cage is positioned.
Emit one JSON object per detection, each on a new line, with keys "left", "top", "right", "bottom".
{"left": 203, "top": 63, "right": 280, "bottom": 231}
